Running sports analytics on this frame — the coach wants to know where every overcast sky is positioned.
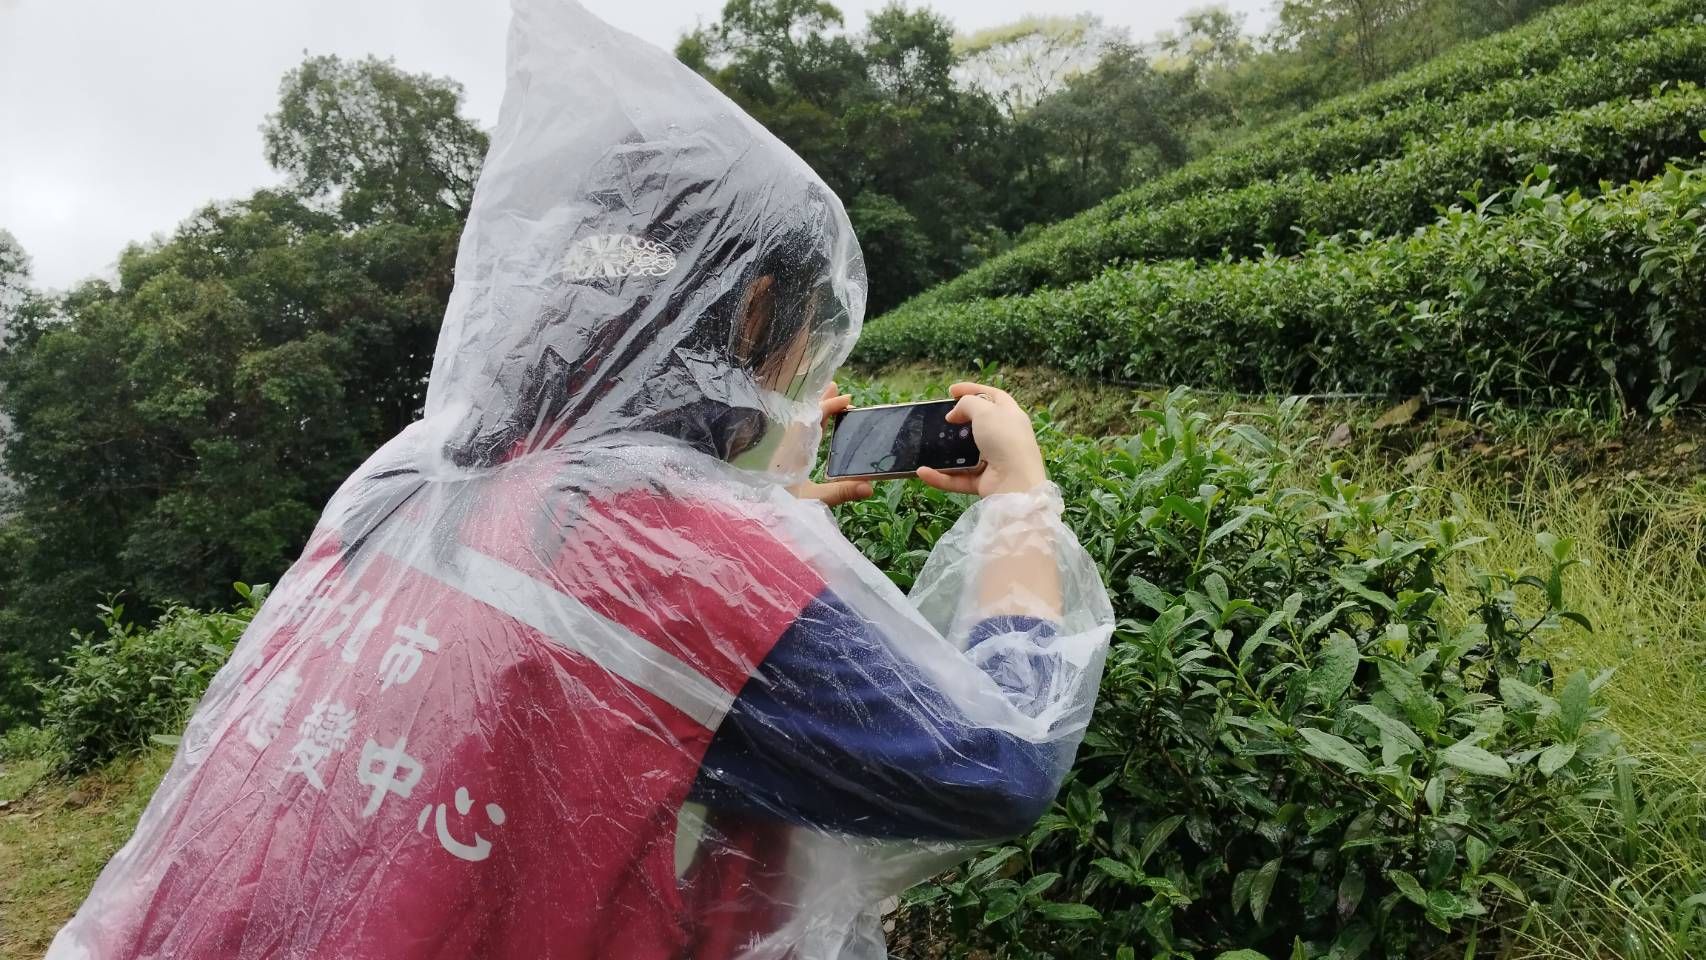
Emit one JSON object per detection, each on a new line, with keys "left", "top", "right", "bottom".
{"left": 0, "top": 0, "right": 1271, "bottom": 290}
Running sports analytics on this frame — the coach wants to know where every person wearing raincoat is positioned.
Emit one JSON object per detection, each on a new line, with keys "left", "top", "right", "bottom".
{"left": 47, "top": 2, "right": 1114, "bottom": 958}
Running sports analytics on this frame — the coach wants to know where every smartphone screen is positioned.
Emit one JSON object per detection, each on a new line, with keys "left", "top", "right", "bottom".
{"left": 826, "top": 400, "right": 981, "bottom": 479}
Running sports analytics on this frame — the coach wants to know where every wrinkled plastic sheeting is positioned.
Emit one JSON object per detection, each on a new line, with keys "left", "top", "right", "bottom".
{"left": 48, "top": 1, "right": 1114, "bottom": 958}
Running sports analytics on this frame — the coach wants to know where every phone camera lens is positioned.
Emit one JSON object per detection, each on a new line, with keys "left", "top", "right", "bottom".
{"left": 959, "top": 427, "right": 970, "bottom": 438}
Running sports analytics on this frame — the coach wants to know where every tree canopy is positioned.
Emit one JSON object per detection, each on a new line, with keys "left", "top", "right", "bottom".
{"left": 0, "top": 63, "right": 475, "bottom": 725}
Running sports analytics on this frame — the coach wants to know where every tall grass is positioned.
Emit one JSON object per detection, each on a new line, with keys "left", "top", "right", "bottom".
{"left": 1346, "top": 445, "right": 1706, "bottom": 959}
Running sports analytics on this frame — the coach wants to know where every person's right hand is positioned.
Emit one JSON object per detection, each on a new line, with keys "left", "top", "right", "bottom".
{"left": 916, "top": 382, "right": 1048, "bottom": 498}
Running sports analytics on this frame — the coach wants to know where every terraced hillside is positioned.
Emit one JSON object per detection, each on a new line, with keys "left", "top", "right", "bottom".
{"left": 854, "top": 0, "right": 1706, "bottom": 413}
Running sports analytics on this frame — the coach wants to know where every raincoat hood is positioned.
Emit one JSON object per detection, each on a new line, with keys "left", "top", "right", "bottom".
{"left": 423, "top": 0, "right": 866, "bottom": 480}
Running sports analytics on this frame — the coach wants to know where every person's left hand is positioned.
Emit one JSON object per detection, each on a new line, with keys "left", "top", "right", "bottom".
{"left": 816, "top": 381, "right": 852, "bottom": 429}
{"left": 791, "top": 382, "right": 874, "bottom": 507}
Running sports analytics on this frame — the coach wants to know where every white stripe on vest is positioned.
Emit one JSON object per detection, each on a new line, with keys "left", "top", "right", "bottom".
{"left": 379, "top": 533, "right": 736, "bottom": 731}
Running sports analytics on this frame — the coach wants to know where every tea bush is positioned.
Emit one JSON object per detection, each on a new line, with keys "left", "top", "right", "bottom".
{"left": 1210, "top": 0, "right": 1704, "bottom": 152}
{"left": 1150, "top": 0, "right": 1706, "bottom": 206}
{"left": 899, "top": 9, "right": 1706, "bottom": 310}
{"left": 836, "top": 388, "right": 1634, "bottom": 958}
{"left": 35, "top": 585, "right": 262, "bottom": 771}
{"left": 892, "top": 86, "right": 1706, "bottom": 309}
{"left": 855, "top": 165, "right": 1706, "bottom": 413}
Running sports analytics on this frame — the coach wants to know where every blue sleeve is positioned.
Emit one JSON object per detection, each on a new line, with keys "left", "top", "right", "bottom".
{"left": 688, "top": 588, "right": 1067, "bottom": 840}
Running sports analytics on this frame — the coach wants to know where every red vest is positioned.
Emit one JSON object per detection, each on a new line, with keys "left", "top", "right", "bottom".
{"left": 68, "top": 459, "right": 824, "bottom": 958}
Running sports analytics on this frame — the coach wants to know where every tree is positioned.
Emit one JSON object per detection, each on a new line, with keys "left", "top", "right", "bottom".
{"left": 1012, "top": 44, "right": 1196, "bottom": 219}
{"left": 0, "top": 230, "right": 29, "bottom": 333}
{"left": 680, "top": 0, "right": 1010, "bottom": 311}
{"left": 264, "top": 55, "right": 489, "bottom": 226}
{"left": 1155, "top": 6, "right": 1254, "bottom": 75}
{"left": 953, "top": 15, "right": 1117, "bottom": 118}
{"left": 0, "top": 58, "right": 467, "bottom": 724}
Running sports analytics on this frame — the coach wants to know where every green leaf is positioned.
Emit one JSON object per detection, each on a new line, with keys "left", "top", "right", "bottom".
{"left": 1424, "top": 776, "right": 1445, "bottom": 814}
{"left": 1092, "top": 857, "right": 1139, "bottom": 884}
{"left": 148, "top": 733, "right": 182, "bottom": 747}
{"left": 1250, "top": 856, "right": 1282, "bottom": 924}
{"left": 1337, "top": 862, "right": 1366, "bottom": 920}
{"left": 1020, "top": 872, "right": 1060, "bottom": 898}
{"left": 1538, "top": 741, "right": 1578, "bottom": 776}
{"left": 902, "top": 883, "right": 945, "bottom": 905}
{"left": 1334, "top": 571, "right": 1397, "bottom": 612}
{"left": 1557, "top": 670, "right": 1592, "bottom": 740}
{"left": 1535, "top": 530, "right": 1566, "bottom": 562}
{"left": 1137, "top": 814, "right": 1185, "bottom": 868}
{"left": 1232, "top": 866, "right": 1255, "bottom": 915}
{"left": 1425, "top": 837, "right": 1457, "bottom": 887}
{"left": 1034, "top": 901, "right": 1101, "bottom": 922}
{"left": 1299, "top": 727, "right": 1373, "bottom": 775}
{"left": 1387, "top": 869, "right": 1427, "bottom": 907}
{"left": 1302, "top": 600, "right": 1356, "bottom": 642}
{"left": 1440, "top": 740, "right": 1512, "bottom": 779}
{"left": 1161, "top": 494, "right": 1207, "bottom": 530}
{"left": 1127, "top": 574, "right": 1172, "bottom": 615}
{"left": 966, "top": 846, "right": 1020, "bottom": 881}
{"left": 1465, "top": 836, "right": 1493, "bottom": 874}
{"left": 1482, "top": 872, "right": 1529, "bottom": 904}
{"left": 1215, "top": 952, "right": 1272, "bottom": 960}
{"left": 1147, "top": 605, "right": 1189, "bottom": 646}
{"left": 1307, "top": 631, "right": 1361, "bottom": 706}
{"left": 1207, "top": 508, "right": 1262, "bottom": 545}
{"left": 1425, "top": 888, "right": 1472, "bottom": 928}
{"left": 1499, "top": 676, "right": 1556, "bottom": 716}
{"left": 1350, "top": 704, "right": 1423, "bottom": 753}
{"left": 1380, "top": 660, "right": 1442, "bottom": 735}
{"left": 982, "top": 893, "right": 1019, "bottom": 925}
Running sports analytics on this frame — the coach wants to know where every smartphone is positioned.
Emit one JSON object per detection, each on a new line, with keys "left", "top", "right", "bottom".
{"left": 825, "top": 400, "right": 982, "bottom": 481}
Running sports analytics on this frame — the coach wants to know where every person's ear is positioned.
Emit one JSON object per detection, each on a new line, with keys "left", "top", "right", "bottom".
{"left": 733, "top": 275, "right": 777, "bottom": 367}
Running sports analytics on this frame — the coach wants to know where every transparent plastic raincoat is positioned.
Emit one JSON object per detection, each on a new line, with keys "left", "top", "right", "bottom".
{"left": 48, "top": 2, "right": 1113, "bottom": 957}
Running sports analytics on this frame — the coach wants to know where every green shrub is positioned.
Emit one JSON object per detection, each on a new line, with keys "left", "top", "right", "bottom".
{"left": 0, "top": 722, "right": 60, "bottom": 763}
{"left": 1171, "top": 0, "right": 1706, "bottom": 194}
{"left": 835, "top": 388, "right": 1638, "bottom": 958}
{"left": 899, "top": 10, "right": 1706, "bottom": 310}
{"left": 36, "top": 585, "right": 263, "bottom": 771}
{"left": 855, "top": 165, "right": 1706, "bottom": 413}
{"left": 899, "top": 87, "right": 1706, "bottom": 308}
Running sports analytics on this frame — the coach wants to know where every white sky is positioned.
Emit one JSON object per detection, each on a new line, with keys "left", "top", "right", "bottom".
{"left": 0, "top": 0, "right": 1271, "bottom": 290}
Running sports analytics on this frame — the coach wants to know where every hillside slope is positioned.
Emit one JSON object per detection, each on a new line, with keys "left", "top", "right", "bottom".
{"left": 885, "top": 0, "right": 1706, "bottom": 312}
{"left": 854, "top": 0, "right": 1706, "bottom": 414}
{"left": 0, "top": 750, "right": 171, "bottom": 959}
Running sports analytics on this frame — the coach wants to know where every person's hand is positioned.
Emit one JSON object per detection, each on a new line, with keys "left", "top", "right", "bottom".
{"left": 817, "top": 381, "right": 851, "bottom": 429}
{"left": 790, "top": 381, "right": 875, "bottom": 507}
{"left": 916, "top": 382, "right": 1048, "bottom": 498}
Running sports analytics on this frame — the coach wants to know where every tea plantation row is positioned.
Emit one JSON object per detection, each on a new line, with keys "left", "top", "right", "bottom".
{"left": 900, "top": 78, "right": 1706, "bottom": 309}
{"left": 852, "top": 165, "right": 1706, "bottom": 412}
{"left": 900, "top": 2, "right": 1706, "bottom": 310}
{"left": 834, "top": 388, "right": 1647, "bottom": 959}
{"left": 1136, "top": 0, "right": 1704, "bottom": 209}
